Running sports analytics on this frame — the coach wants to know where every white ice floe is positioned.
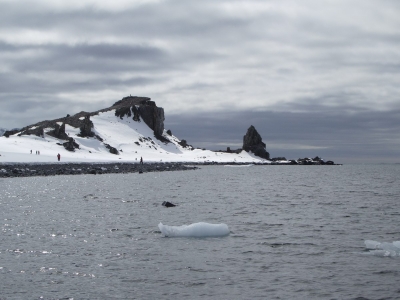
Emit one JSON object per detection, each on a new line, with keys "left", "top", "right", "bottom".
{"left": 158, "top": 222, "right": 230, "bottom": 237}
{"left": 364, "top": 240, "right": 400, "bottom": 257}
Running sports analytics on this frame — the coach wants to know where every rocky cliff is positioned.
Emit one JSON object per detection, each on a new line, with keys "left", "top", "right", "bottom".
{"left": 243, "top": 125, "right": 270, "bottom": 160}
{"left": 114, "top": 96, "right": 165, "bottom": 137}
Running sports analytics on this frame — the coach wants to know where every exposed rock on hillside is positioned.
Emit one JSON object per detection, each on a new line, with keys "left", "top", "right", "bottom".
{"left": 48, "top": 122, "right": 68, "bottom": 140}
{"left": 178, "top": 139, "right": 194, "bottom": 150}
{"left": 104, "top": 143, "right": 119, "bottom": 155}
{"left": 113, "top": 96, "right": 165, "bottom": 137}
{"left": 139, "top": 104, "right": 165, "bottom": 137}
{"left": 79, "top": 115, "right": 94, "bottom": 137}
{"left": 243, "top": 125, "right": 270, "bottom": 159}
{"left": 63, "top": 138, "right": 79, "bottom": 151}
{"left": 3, "top": 129, "right": 20, "bottom": 138}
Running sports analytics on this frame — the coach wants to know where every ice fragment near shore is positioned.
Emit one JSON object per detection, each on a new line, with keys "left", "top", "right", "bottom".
{"left": 158, "top": 222, "right": 229, "bottom": 237}
{"left": 364, "top": 240, "right": 400, "bottom": 257}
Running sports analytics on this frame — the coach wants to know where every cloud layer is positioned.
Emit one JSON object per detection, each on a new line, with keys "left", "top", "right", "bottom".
{"left": 1, "top": 0, "right": 399, "bottom": 162}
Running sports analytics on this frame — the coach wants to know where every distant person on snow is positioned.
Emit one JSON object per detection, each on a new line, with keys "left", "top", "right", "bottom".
{"left": 140, "top": 157, "right": 143, "bottom": 164}
{"left": 57, "top": 153, "right": 60, "bottom": 161}
{"left": 30, "top": 150, "right": 32, "bottom": 154}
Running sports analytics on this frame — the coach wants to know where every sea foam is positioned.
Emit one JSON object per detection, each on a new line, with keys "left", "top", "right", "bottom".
{"left": 158, "top": 222, "right": 230, "bottom": 237}
{"left": 364, "top": 240, "right": 400, "bottom": 257}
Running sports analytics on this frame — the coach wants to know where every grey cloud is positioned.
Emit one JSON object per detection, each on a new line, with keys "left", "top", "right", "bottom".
{"left": 10, "top": 43, "right": 169, "bottom": 73}
{"left": 0, "top": 0, "right": 248, "bottom": 40}
{"left": 1, "top": 0, "right": 400, "bottom": 163}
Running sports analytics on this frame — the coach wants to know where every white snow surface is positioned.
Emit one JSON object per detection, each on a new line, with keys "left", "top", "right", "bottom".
{"left": 0, "top": 110, "right": 270, "bottom": 164}
{"left": 364, "top": 240, "right": 400, "bottom": 257}
{"left": 158, "top": 222, "right": 230, "bottom": 237}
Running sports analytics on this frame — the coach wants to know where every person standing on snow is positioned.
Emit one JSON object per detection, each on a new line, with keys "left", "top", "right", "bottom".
{"left": 57, "top": 153, "right": 60, "bottom": 161}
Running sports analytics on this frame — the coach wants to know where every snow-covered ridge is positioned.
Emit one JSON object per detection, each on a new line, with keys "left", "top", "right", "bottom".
{"left": 0, "top": 105, "right": 268, "bottom": 164}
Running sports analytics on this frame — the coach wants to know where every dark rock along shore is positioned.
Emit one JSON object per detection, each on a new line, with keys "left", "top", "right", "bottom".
{"left": 0, "top": 162, "right": 199, "bottom": 178}
{"left": 0, "top": 160, "right": 340, "bottom": 179}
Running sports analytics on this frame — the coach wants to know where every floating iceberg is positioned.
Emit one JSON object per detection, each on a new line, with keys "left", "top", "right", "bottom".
{"left": 158, "top": 222, "right": 230, "bottom": 237}
{"left": 364, "top": 240, "right": 400, "bottom": 257}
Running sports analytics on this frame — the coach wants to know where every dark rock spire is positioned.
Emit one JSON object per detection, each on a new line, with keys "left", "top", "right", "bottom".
{"left": 243, "top": 125, "right": 270, "bottom": 159}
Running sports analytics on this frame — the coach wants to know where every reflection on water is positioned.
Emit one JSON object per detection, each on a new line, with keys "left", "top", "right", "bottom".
{"left": 1, "top": 165, "right": 400, "bottom": 299}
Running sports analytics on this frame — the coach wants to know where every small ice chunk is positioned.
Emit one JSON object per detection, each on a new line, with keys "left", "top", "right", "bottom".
{"left": 368, "top": 250, "right": 396, "bottom": 257}
{"left": 364, "top": 240, "right": 400, "bottom": 257}
{"left": 158, "top": 222, "right": 229, "bottom": 238}
{"left": 393, "top": 241, "right": 400, "bottom": 249}
{"left": 365, "top": 240, "right": 381, "bottom": 249}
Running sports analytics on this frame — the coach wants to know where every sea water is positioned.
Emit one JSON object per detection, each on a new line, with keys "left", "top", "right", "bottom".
{"left": 1, "top": 164, "right": 400, "bottom": 299}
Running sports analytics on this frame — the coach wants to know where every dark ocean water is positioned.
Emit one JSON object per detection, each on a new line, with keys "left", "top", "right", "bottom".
{"left": 1, "top": 164, "right": 400, "bottom": 299}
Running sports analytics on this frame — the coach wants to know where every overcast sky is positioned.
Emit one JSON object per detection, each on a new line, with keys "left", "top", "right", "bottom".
{"left": 1, "top": 0, "right": 399, "bottom": 163}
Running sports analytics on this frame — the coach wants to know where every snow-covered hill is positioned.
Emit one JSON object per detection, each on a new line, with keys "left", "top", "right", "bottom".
{"left": 0, "top": 106, "right": 268, "bottom": 164}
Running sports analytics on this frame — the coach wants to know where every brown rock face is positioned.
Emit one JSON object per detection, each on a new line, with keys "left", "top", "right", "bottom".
{"left": 243, "top": 125, "right": 270, "bottom": 159}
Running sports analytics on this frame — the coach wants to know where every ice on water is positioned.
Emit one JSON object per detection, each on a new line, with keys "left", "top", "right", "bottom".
{"left": 364, "top": 240, "right": 400, "bottom": 257}
{"left": 158, "top": 222, "right": 230, "bottom": 237}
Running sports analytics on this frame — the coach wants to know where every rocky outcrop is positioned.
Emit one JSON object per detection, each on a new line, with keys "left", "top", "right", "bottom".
{"left": 179, "top": 139, "right": 188, "bottom": 147}
{"left": 63, "top": 138, "right": 79, "bottom": 151}
{"left": 4, "top": 129, "right": 21, "bottom": 137}
{"left": 115, "top": 106, "right": 132, "bottom": 119}
{"left": 296, "top": 157, "right": 335, "bottom": 165}
{"left": 178, "top": 139, "right": 194, "bottom": 150}
{"left": 132, "top": 106, "right": 140, "bottom": 121}
{"left": 79, "top": 115, "right": 94, "bottom": 137}
{"left": 138, "top": 103, "right": 165, "bottom": 137}
{"left": 243, "top": 125, "right": 270, "bottom": 160}
{"left": 104, "top": 143, "right": 119, "bottom": 155}
{"left": 4, "top": 127, "right": 43, "bottom": 138}
{"left": 52, "top": 122, "right": 69, "bottom": 140}
{"left": 113, "top": 96, "right": 165, "bottom": 137}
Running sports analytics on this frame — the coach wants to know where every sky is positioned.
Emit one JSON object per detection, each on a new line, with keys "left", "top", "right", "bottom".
{"left": 1, "top": 0, "right": 399, "bottom": 163}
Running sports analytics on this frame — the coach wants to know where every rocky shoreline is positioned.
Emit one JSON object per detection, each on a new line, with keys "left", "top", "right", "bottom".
{"left": 0, "top": 161, "right": 341, "bottom": 178}
{"left": 0, "top": 162, "right": 199, "bottom": 178}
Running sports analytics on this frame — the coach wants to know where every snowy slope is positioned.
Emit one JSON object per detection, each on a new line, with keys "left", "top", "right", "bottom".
{"left": 0, "top": 110, "right": 269, "bottom": 164}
